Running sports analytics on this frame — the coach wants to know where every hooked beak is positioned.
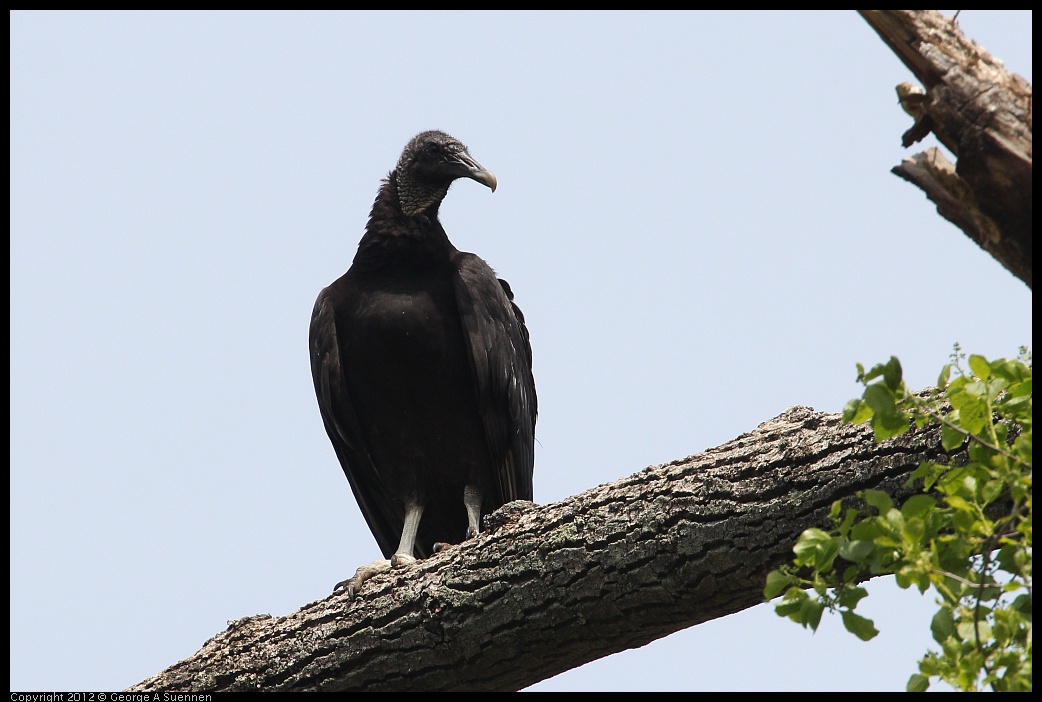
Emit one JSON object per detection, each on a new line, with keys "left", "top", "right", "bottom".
{"left": 468, "top": 168, "right": 497, "bottom": 192}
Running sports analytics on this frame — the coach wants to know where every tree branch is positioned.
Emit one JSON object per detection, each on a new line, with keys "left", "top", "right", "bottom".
{"left": 858, "top": 10, "right": 1033, "bottom": 289}
{"left": 129, "top": 406, "right": 950, "bottom": 692}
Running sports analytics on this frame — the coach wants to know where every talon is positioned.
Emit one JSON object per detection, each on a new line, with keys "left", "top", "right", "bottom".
{"left": 332, "top": 578, "right": 357, "bottom": 598}
{"left": 333, "top": 559, "right": 392, "bottom": 598}
{"left": 390, "top": 552, "right": 417, "bottom": 567}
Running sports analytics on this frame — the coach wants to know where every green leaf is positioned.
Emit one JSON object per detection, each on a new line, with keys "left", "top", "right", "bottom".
{"left": 981, "top": 479, "right": 1004, "bottom": 504}
{"left": 883, "top": 356, "right": 904, "bottom": 391}
{"left": 945, "top": 495, "right": 973, "bottom": 513}
{"left": 816, "top": 542, "right": 839, "bottom": 571}
{"left": 967, "top": 440, "right": 999, "bottom": 468}
{"left": 929, "top": 608, "right": 954, "bottom": 644}
{"left": 863, "top": 489, "right": 893, "bottom": 514}
{"left": 872, "top": 410, "right": 910, "bottom": 442}
{"left": 841, "top": 610, "right": 879, "bottom": 641}
{"left": 850, "top": 519, "right": 883, "bottom": 541}
{"left": 900, "top": 516, "right": 925, "bottom": 549}
{"left": 968, "top": 354, "right": 991, "bottom": 381}
{"left": 838, "top": 539, "right": 874, "bottom": 563}
{"left": 864, "top": 382, "right": 896, "bottom": 415}
{"left": 985, "top": 376, "right": 1009, "bottom": 401}
{"left": 774, "top": 592, "right": 806, "bottom": 621}
{"left": 907, "top": 674, "right": 930, "bottom": 692}
{"left": 836, "top": 585, "right": 869, "bottom": 609}
{"left": 1013, "top": 433, "right": 1032, "bottom": 464}
{"left": 957, "top": 619, "right": 992, "bottom": 642}
{"left": 994, "top": 544, "right": 1021, "bottom": 576}
{"left": 793, "top": 528, "right": 829, "bottom": 553}
{"left": 957, "top": 397, "right": 989, "bottom": 435}
{"left": 910, "top": 460, "right": 946, "bottom": 491}
{"left": 901, "top": 494, "right": 936, "bottom": 518}
{"left": 1009, "top": 376, "right": 1032, "bottom": 397}
{"left": 793, "top": 528, "right": 839, "bottom": 571}
{"left": 835, "top": 505, "right": 864, "bottom": 539}
{"left": 842, "top": 398, "right": 873, "bottom": 425}
{"left": 861, "top": 362, "right": 887, "bottom": 383}
{"left": 919, "top": 653, "right": 942, "bottom": 677}
{"left": 941, "top": 423, "right": 966, "bottom": 451}
{"left": 800, "top": 596, "right": 825, "bottom": 631}
{"left": 947, "top": 383, "right": 970, "bottom": 409}
{"left": 937, "top": 364, "right": 952, "bottom": 389}
{"left": 764, "top": 569, "right": 795, "bottom": 600}
{"left": 1011, "top": 594, "right": 1032, "bottom": 615}
{"left": 965, "top": 379, "right": 988, "bottom": 396}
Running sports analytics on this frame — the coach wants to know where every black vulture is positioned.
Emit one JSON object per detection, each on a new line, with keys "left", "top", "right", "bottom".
{"left": 309, "top": 130, "right": 536, "bottom": 596}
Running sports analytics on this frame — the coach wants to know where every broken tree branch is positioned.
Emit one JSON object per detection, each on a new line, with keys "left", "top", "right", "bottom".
{"left": 859, "top": 10, "right": 1032, "bottom": 289}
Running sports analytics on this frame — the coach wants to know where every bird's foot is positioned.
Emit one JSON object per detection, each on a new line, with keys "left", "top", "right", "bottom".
{"left": 390, "top": 552, "right": 417, "bottom": 567}
{"left": 332, "top": 559, "right": 391, "bottom": 598}
{"left": 432, "top": 526, "right": 480, "bottom": 554}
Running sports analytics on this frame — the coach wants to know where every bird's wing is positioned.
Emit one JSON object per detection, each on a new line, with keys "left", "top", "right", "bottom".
{"left": 309, "top": 288, "right": 400, "bottom": 559}
{"left": 453, "top": 253, "right": 537, "bottom": 503}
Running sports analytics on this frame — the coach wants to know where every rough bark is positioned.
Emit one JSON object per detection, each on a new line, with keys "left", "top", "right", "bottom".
{"left": 129, "top": 406, "right": 950, "bottom": 692}
{"left": 858, "top": 10, "right": 1033, "bottom": 289}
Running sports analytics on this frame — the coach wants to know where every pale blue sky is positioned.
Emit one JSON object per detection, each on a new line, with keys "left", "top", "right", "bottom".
{"left": 10, "top": 10, "right": 1031, "bottom": 692}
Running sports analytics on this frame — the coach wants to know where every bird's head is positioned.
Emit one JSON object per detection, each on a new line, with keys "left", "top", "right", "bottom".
{"left": 394, "top": 130, "right": 497, "bottom": 217}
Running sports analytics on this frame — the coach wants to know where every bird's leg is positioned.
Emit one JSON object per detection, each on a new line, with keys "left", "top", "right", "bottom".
{"left": 463, "top": 484, "right": 483, "bottom": 539}
{"left": 433, "top": 485, "right": 484, "bottom": 554}
{"left": 391, "top": 498, "right": 423, "bottom": 567}
{"left": 336, "top": 499, "right": 424, "bottom": 597}
{"left": 331, "top": 500, "right": 422, "bottom": 597}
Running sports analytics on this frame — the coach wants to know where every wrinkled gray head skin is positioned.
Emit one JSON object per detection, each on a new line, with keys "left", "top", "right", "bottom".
{"left": 394, "top": 130, "right": 497, "bottom": 217}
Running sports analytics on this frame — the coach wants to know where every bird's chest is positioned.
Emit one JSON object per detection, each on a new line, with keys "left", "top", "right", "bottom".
{"left": 351, "top": 285, "right": 457, "bottom": 361}
{"left": 337, "top": 269, "right": 485, "bottom": 470}
{"left": 340, "top": 268, "right": 470, "bottom": 386}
